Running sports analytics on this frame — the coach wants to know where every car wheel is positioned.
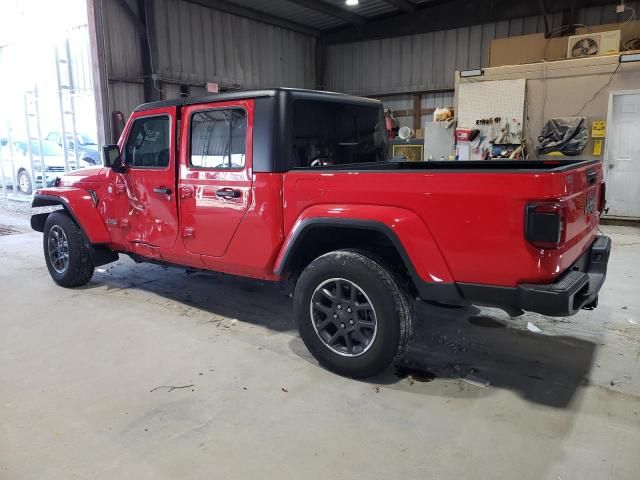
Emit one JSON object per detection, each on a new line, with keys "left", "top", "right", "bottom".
{"left": 17, "top": 169, "right": 32, "bottom": 195}
{"left": 43, "top": 211, "right": 95, "bottom": 287}
{"left": 294, "top": 249, "right": 414, "bottom": 378}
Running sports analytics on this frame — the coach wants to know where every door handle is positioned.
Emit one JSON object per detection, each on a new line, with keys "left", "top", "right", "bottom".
{"left": 153, "top": 187, "right": 172, "bottom": 195}
{"left": 216, "top": 188, "right": 241, "bottom": 199}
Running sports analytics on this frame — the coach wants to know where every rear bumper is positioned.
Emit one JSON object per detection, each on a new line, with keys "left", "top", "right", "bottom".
{"left": 457, "top": 235, "right": 611, "bottom": 317}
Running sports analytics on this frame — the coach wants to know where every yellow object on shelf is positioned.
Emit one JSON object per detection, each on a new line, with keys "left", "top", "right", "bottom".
{"left": 592, "top": 120, "right": 606, "bottom": 138}
{"left": 593, "top": 138, "right": 603, "bottom": 156}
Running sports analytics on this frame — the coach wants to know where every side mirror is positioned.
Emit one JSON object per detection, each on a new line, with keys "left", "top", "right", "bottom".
{"left": 102, "top": 144, "right": 126, "bottom": 172}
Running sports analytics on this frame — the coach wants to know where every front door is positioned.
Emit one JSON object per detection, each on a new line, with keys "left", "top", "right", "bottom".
{"left": 105, "top": 107, "right": 179, "bottom": 255}
{"left": 605, "top": 91, "right": 640, "bottom": 218}
{"left": 178, "top": 99, "right": 253, "bottom": 257}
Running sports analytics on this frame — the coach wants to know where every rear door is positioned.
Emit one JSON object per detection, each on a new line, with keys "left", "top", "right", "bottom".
{"left": 178, "top": 99, "right": 253, "bottom": 257}
{"left": 106, "top": 107, "right": 179, "bottom": 252}
{"left": 605, "top": 91, "right": 640, "bottom": 217}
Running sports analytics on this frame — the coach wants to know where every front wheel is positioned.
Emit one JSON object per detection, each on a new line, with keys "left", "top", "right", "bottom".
{"left": 294, "top": 250, "right": 414, "bottom": 378}
{"left": 17, "top": 169, "right": 32, "bottom": 195}
{"left": 43, "top": 212, "right": 95, "bottom": 287}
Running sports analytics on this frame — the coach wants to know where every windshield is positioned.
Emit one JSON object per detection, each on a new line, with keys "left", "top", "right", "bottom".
{"left": 292, "top": 100, "right": 388, "bottom": 167}
{"left": 15, "top": 140, "right": 64, "bottom": 156}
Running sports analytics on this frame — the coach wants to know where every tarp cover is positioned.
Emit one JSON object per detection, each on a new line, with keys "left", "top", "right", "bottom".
{"left": 536, "top": 117, "right": 588, "bottom": 156}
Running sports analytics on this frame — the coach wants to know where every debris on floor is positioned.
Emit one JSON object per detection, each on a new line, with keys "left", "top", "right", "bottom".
{"left": 149, "top": 384, "right": 195, "bottom": 393}
{"left": 527, "top": 321, "right": 543, "bottom": 333}
{"left": 462, "top": 373, "right": 490, "bottom": 388}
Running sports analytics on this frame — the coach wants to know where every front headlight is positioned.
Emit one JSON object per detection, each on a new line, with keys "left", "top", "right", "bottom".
{"left": 45, "top": 175, "right": 60, "bottom": 187}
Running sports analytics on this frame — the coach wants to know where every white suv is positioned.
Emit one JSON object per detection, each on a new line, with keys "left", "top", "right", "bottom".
{"left": 1, "top": 139, "right": 91, "bottom": 194}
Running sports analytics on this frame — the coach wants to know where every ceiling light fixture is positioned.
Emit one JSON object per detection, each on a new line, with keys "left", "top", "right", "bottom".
{"left": 346, "top": 0, "right": 359, "bottom": 6}
{"left": 460, "top": 69, "right": 484, "bottom": 78}
{"left": 620, "top": 53, "right": 640, "bottom": 63}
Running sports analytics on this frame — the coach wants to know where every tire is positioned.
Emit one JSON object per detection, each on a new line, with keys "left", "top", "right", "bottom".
{"left": 294, "top": 249, "right": 414, "bottom": 379}
{"left": 17, "top": 169, "right": 32, "bottom": 195}
{"left": 43, "top": 211, "right": 94, "bottom": 287}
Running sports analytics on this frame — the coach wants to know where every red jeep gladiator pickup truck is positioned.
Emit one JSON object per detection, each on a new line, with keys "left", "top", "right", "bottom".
{"left": 31, "top": 88, "right": 611, "bottom": 378}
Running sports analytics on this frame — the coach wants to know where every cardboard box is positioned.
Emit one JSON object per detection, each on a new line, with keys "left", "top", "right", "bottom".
{"left": 489, "top": 33, "right": 568, "bottom": 67}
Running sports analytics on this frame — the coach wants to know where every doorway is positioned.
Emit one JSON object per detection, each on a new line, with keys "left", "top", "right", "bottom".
{"left": 605, "top": 90, "right": 640, "bottom": 218}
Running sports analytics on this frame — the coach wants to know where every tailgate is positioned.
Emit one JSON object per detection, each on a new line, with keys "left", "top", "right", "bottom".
{"left": 558, "top": 162, "right": 604, "bottom": 249}
{"left": 524, "top": 161, "right": 605, "bottom": 280}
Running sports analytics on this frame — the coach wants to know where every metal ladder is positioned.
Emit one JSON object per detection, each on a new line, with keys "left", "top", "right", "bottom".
{"left": 23, "top": 87, "right": 48, "bottom": 194}
{"left": 55, "top": 39, "right": 79, "bottom": 172}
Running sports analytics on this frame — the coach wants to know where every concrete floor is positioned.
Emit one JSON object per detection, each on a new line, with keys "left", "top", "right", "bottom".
{"left": 1, "top": 203, "right": 639, "bottom": 480}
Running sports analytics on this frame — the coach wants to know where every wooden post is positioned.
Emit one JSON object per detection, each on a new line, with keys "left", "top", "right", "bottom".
{"left": 413, "top": 94, "right": 422, "bottom": 131}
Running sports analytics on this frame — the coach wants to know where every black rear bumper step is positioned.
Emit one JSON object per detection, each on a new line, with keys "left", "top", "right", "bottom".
{"left": 458, "top": 235, "right": 611, "bottom": 317}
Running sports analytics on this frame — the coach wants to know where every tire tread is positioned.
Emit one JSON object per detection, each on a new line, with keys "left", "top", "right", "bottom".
{"left": 43, "top": 211, "right": 94, "bottom": 287}
{"left": 294, "top": 249, "right": 415, "bottom": 378}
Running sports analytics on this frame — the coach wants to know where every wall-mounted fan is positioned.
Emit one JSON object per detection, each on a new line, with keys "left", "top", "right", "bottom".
{"left": 571, "top": 37, "right": 599, "bottom": 57}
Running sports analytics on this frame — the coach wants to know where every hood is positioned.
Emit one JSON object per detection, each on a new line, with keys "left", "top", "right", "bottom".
{"left": 58, "top": 166, "right": 107, "bottom": 186}
{"left": 37, "top": 155, "right": 67, "bottom": 168}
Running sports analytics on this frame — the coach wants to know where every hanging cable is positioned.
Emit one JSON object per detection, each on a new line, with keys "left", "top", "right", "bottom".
{"left": 574, "top": 62, "right": 622, "bottom": 117}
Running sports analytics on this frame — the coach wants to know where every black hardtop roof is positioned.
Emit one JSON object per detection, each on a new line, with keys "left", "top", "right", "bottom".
{"left": 134, "top": 87, "right": 381, "bottom": 112}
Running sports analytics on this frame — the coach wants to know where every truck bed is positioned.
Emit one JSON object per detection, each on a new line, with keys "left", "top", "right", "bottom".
{"left": 283, "top": 159, "right": 604, "bottom": 288}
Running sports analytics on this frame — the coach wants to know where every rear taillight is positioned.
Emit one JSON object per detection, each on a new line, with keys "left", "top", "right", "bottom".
{"left": 598, "top": 182, "right": 606, "bottom": 212}
{"left": 525, "top": 202, "right": 565, "bottom": 249}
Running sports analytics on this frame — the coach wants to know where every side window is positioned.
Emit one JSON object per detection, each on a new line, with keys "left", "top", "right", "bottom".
{"left": 190, "top": 109, "right": 246, "bottom": 169}
{"left": 124, "top": 116, "right": 170, "bottom": 168}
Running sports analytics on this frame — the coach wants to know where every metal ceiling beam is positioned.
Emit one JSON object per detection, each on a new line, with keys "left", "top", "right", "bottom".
{"left": 380, "top": 0, "right": 416, "bottom": 13}
{"left": 184, "top": 0, "right": 320, "bottom": 36}
{"left": 114, "top": 0, "right": 146, "bottom": 36}
{"left": 324, "top": 0, "right": 621, "bottom": 44}
{"left": 285, "top": 0, "right": 367, "bottom": 26}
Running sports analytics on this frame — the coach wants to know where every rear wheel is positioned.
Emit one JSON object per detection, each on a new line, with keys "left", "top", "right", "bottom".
{"left": 43, "top": 212, "right": 94, "bottom": 287}
{"left": 294, "top": 250, "right": 414, "bottom": 378}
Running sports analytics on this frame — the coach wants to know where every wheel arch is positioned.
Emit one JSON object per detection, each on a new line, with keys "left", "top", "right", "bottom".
{"left": 31, "top": 192, "right": 111, "bottom": 244}
{"left": 275, "top": 216, "right": 464, "bottom": 304}
{"left": 34, "top": 194, "right": 118, "bottom": 267}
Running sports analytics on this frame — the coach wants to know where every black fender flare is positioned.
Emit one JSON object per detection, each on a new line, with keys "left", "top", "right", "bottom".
{"left": 31, "top": 194, "right": 118, "bottom": 267}
{"left": 274, "top": 218, "right": 464, "bottom": 304}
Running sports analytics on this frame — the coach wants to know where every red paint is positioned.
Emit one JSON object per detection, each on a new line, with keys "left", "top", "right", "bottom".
{"left": 178, "top": 100, "right": 254, "bottom": 257}
{"left": 36, "top": 186, "right": 112, "bottom": 244}
{"left": 34, "top": 100, "right": 604, "bottom": 291}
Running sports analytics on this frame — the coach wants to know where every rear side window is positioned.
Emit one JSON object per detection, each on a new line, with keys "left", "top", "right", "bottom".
{"left": 124, "top": 116, "right": 170, "bottom": 168}
{"left": 292, "top": 100, "right": 388, "bottom": 168}
{"left": 190, "top": 109, "right": 246, "bottom": 169}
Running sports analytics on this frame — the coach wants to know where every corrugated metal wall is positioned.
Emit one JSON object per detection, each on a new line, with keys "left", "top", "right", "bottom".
{"left": 99, "top": 0, "right": 637, "bottom": 134}
{"left": 326, "top": 3, "right": 639, "bottom": 97}
{"left": 102, "top": 0, "right": 145, "bottom": 119}
{"left": 381, "top": 91, "right": 455, "bottom": 129}
{"left": 153, "top": 0, "right": 315, "bottom": 88}
{"left": 102, "top": 0, "right": 316, "bottom": 122}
